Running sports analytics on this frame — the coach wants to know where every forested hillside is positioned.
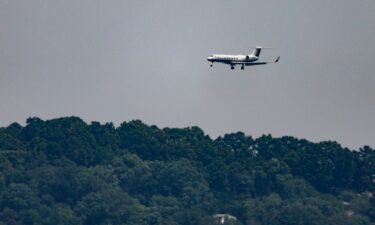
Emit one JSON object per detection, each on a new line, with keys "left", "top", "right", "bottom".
{"left": 0, "top": 117, "right": 374, "bottom": 225}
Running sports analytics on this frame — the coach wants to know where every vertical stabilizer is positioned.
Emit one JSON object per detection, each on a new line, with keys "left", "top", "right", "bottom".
{"left": 251, "top": 47, "right": 262, "bottom": 57}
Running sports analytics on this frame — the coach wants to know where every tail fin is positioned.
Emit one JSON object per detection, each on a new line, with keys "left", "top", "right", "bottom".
{"left": 251, "top": 47, "right": 262, "bottom": 57}
{"left": 275, "top": 56, "right": 280, "bottom": 63}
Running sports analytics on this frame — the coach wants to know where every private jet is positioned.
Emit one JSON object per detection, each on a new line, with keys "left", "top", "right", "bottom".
{"left": 207, "top": 47, "right": 279, "bottom": 70}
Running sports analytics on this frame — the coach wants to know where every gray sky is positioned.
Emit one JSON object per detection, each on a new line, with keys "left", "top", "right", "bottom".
{"left": 1, "top": 0, "right": 374, "bottom": 149}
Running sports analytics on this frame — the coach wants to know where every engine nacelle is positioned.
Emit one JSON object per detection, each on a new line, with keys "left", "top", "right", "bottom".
{"left": 246, "top": 55, "right": 250, "bottom": 60}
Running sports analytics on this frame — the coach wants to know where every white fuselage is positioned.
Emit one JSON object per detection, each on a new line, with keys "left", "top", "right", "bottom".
{"left": 207, "top": 54, "right": 258, "bottom": 64}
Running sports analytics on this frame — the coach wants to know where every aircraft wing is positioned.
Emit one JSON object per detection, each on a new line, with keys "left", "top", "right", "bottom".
{"left": 232, "top": 56, "right": 279, "bottom": 66}
{"left": 244, "top": 62, "right": 268, "bottom": 66}
{"left": 232, "top": 62, "right": 267, "bottom": 66}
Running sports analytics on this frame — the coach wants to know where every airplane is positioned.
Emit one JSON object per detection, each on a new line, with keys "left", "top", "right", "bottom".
{"left": 207, "top": 46, "right": 280, "bottom": 70}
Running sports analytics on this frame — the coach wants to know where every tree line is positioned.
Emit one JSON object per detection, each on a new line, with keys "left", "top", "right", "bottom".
{"left": 0, "top": 116, "right": 374, "bottom": 225}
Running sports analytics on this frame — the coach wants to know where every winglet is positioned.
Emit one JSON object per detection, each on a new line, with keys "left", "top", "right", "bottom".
{"left": 275, "top": 56, "right": 280, "bottom": 63}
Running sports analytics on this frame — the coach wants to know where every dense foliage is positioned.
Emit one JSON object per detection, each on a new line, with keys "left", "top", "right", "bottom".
{"left": 0, "top": 117, "right": 374, "bottom": 225}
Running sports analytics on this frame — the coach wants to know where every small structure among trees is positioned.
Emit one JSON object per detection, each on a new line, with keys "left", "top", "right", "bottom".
{"left": 213, "top": 214, "right": 237, "bottom": 224}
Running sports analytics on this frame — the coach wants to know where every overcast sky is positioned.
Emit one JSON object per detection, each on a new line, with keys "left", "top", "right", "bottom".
{"left": 1, "top": 0, "right": 374, "bottom": 149}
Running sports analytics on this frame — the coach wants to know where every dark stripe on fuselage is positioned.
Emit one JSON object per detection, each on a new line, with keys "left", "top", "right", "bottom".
{"left": 209, "top": 58, "right": 257, "bottom": 64}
